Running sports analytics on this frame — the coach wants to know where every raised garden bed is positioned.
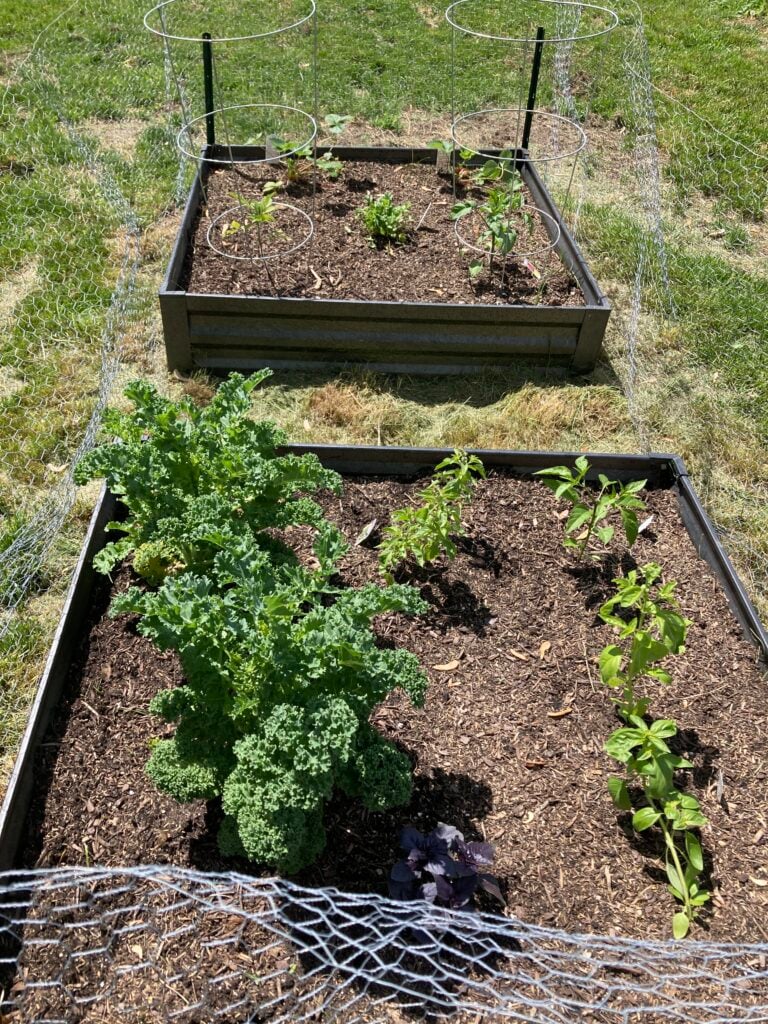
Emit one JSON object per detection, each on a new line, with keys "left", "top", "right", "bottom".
{"left": 160, "top": 147, "right": 611, "bottom": 374}
{"left": 4, "top": 444, "right": 767, "bottom": 900}
{"left": 2, "top": 441, "right": 768, "bottom": 1018}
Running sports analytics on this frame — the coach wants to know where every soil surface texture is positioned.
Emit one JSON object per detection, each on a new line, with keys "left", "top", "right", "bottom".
{"left": 21, "top": 473, "right": 768, "bottom": 947}
{"left": 183, "top": 159, "right": 586, "bottom": 307}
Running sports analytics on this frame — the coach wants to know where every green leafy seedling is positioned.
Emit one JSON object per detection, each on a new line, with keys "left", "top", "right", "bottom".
{"left": 357, "top": 192, "right": 411, "bottom": 246}
{"left": 222, "top": 193, "right": 278, "bottom": 240}
{"left": 316, "top": 114, "right": 352, "bottom": 179}
{"left": 452, "top": 172, "right": 531, "bottom": 286}
{"left": 598, "top": 563, "right": 692, "bottom": 720}
{"left": 535, "top": 456, "right": 647, "bottom": 561}
{"left": 324, "top": 113, "right": 353, "bottom": 136}
{"left": 605, "top": 715, "right": 709, "bottom": 938}
{"left": 272, "top": 139, "right": 313, "bottom": 183}
{"left": 378, "top": 450, "right": 485, "bottom": 581}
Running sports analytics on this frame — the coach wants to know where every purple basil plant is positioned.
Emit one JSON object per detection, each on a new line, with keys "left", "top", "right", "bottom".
{"left": 389, "top": 823, "right": 504, "bottom": 909}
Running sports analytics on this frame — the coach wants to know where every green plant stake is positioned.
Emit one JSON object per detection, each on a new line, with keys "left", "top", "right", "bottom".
{"left": 535, "top": 456, "right": 647, "bottom": 561}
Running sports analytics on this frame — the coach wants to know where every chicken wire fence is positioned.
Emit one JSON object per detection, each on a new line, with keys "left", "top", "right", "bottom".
{"left": 2, "top": 865, "right": 768, "bottom": 1023}
{"left": 0, "top": 0, "right": 767, "bottom": 1016}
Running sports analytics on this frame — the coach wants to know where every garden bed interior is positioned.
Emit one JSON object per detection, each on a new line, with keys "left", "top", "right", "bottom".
{"left": 11, "top": 450, "right": 768, "bottom": 948}
{"left": 160, "top": 147, "right": 611, "bottom": 374}
{"left": 185, "top": 156, "right": 583, "bottom": 307}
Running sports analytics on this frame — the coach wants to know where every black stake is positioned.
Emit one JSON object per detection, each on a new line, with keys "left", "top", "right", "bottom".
{"left": 521, "top": 27, "right": 545, "bottom": 154}
{"left": 202, "top": 32, "right": 216, "bottom": 148}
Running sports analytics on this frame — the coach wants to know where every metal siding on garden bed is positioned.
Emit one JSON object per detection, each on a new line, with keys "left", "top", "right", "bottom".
{"left": 159, "top": 147, "right": 611, "bottom": 375}
{"left": 1, "top": 447, "right": 764, "bottom": 872}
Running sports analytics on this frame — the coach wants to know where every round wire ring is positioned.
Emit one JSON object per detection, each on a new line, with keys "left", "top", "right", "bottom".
{"left": 176, "top": 104, "right": 317, "bottom": 165}
{"left": 445, "top": 0, "right": 619, "bottom": 43}
{"left": 451, "top": 108, "right": 588, "bottom": 164}
{"left": 453, "top": 202, "right": 562, "bottom": 262}
{"left": 206, "top": 202, "right": 315, "bottom": 261}
{"left": 144, "top": 0, "right": 316, "bottom": 43}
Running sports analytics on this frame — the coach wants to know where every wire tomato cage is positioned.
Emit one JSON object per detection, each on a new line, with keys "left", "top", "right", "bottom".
{"left": 144, "top": 0, "right": 319, "bottom": 266}
{"left": 446, "top": 0, "right": 619, "bottom": 271}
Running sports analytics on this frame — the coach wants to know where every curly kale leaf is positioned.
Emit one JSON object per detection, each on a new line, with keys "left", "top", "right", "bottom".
{"left": 75, "top": 371, "right": 341, "bottom": 581}
{"left": 337, "top": 723, "right": 413, "bottom": 811}
{"left": 220, "top": 700, "right": 359, "bottom": 872}
{"left": 128, "top": 530, "right": 427, "bottom": 871}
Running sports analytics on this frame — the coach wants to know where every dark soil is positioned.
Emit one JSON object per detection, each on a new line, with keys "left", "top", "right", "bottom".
{"left": 184, "top": 160, "right": 585, "bottom": 307}
{"left": 20, "top": 474, "right": 768, "bottom": 947}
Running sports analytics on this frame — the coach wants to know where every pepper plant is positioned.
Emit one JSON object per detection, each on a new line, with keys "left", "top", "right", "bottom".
{"left": 599, "top": 563, "right": 708, "bottom": 937}
{"left": 221, "top": 192, "right": 279, "bottom": 246}
{"left": 605, "top": 717, "right": 709, "bottom": 938}
{"left": 74, "top": 371, "right": 341, "bottom": 584}
{"left": 535, "top": 456, "right": 647, "bottom": 561}
{"left": 452, "top": 172, "right": 532, "bottom": 285}
{"left": 598, "top": 563, "right": 691, "bottom": 720}
{"left": 378, "top": 450, "right": 485, "bottom": 581}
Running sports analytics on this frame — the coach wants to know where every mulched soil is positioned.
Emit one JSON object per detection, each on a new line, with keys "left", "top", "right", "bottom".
{"left": 20, "top": 473, "right": 768, "bottom": 947}
{"left": 183, "top": 160, "right": 585, "bottom": 307}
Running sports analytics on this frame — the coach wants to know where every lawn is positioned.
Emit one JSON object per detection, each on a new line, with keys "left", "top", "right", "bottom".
{"left": 0, "top": 0, "right": 766, "bottom": 786}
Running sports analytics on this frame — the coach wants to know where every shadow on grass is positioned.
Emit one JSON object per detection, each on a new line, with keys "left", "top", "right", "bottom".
{"left": 204, "top": 359, "right": 626, "bottom": 412}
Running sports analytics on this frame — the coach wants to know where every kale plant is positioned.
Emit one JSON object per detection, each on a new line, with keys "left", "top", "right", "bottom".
{"left": 114, "top": 527, "right": 428, "bottom": 873}
{"left": 74, "top": 371, "right": 341, "bottom": 584}
{"left": 535, "top": 456, "right": 646, "bottom": 561}
{"left": 357, "top": 192, "right": 411, "bottom": 245}
{"left": 599, "top": 563, "right": 691, "bottom": 720}
{"left": 378, "top": 450, "right": 485, "bottom": 581}
{"left": 389, "top": 824, "right": 504, "bottom": 908}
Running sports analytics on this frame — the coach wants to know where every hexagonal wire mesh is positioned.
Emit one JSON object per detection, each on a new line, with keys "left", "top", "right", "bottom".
{"left": 1, "top": 866, "right": 768, "bottom": 1022}
{"left": 0, "top": 0, "right": 767, "bottom": 1015}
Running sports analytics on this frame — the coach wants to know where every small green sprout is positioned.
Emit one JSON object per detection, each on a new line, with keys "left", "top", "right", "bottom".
{"left": 535, "top": 456, "right": 647, "bottom": 561}
{"left": 378, "top": 450, "right": 485, "bottom": 580}
{"left": 316, "top": 114, "right": 352, "bottom": 179}
{"left": 221, "top": 193, "right": 278, "bottom": 239}
{"left": 357, "top": 192, "right": 411, "bottom": 246}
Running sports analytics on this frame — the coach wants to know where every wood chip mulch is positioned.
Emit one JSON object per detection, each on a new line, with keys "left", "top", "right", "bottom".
{"left": 184, "top": 160, "right": 585, "bottom": 308}
{"left": 20, "top": 473, "right": 768, "bottom": 947}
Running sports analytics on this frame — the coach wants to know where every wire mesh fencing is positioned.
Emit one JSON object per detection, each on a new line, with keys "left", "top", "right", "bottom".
{"left": 0, "top": 0, "right": 767, "bottom": 1016}
{"left": 2, "top": 865, "right": 768, "bottom": 1024}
